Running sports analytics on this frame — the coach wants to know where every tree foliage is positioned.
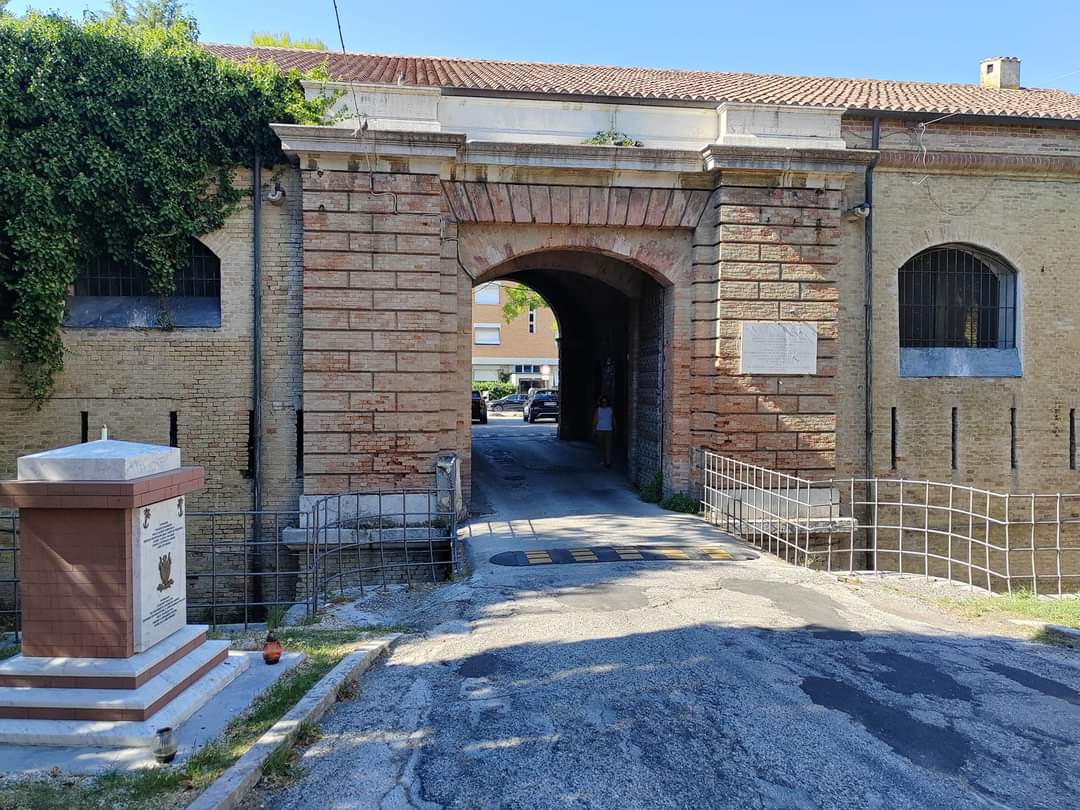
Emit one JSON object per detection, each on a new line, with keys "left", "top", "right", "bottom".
{"left": 251, "top": 31, "right": 327, "bottom": 50}
{"left": 0, "top": 12, "right": 335, "bottom": 403}
{"left": 105, "top": 0, "right": 197, "bottom": 36}
{"left": 501, "top": 283, "right": 548, "bottom": 324}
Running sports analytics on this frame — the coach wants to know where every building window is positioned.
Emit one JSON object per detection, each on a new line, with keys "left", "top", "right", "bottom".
{"left": 898, "top": 244, "right": 1020, "bottom": 378}
{"left": 899, "top": 245, "right": 1016, "bottom": 349}
{"left": 514, "top": 364, "right": 540, "bottom": 374}
{"left": 65, "top": 238, "right": 222, "bottom": 328}
{"left": 528, "top": 306, "right": 536, "bottom": 334}
{"left": 474, "top": 324, "right": 501, "bottom": 345}
{"left": 474, "top": 283, "right": 500, "bottom": 305}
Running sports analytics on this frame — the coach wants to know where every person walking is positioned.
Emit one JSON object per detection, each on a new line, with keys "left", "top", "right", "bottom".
{"left": 594, "top": 396, "right": 615, "bottom": 468}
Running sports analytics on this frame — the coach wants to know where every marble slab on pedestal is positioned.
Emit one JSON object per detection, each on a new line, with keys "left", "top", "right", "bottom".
{"left": 17, "top": 439, "right": 180, "bottom": 482}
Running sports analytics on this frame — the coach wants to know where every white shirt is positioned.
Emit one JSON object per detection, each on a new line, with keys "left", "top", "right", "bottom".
{"left": 596, "top": 406, "right": 614, "bottom": 432}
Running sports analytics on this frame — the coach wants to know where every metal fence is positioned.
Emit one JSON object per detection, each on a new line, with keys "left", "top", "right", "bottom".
{"left": 0, "top": 458, "right": 462, "bottom": 633}
{"left": 695, "top": 449, "right": 1080, "bottom": 595}
{"left": 0, "top": 512, "right": 17, "bottom": 635}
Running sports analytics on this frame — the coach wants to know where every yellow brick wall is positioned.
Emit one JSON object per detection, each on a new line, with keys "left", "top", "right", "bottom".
{"left": 0, "top": 167, "right": 304, "bottom": 513}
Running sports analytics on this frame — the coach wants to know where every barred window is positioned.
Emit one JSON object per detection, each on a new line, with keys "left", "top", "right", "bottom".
{"left": 65, "top": 238, "right": 222, "bottom": 328}
{"left": 74, "top": 239, "right": 220, "bottom": 298}
{"left": 899, "top": 245, "right": 1016, "bottom": 350}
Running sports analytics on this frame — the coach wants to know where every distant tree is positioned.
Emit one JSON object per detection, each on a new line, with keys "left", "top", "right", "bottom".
{"left": 105, "top": 0, "right": 197, "bottom": 37}
{"left": 0, "top": 1, "right": 11, "bottom": 18}
{"left": 251, "top": 31, "right": 326, "bottom": 50}
{"left": 501, "top": 283, "right": 548, "bottom": 324}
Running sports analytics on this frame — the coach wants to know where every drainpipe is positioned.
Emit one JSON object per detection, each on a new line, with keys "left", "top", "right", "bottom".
{"left": 252, "top": 152, "right": 264, "bottom": 517}
{"left": 864, "top": 117, "right": 880, "bottom": 482}
{"left": 862, "top": 118, "right": 880, "bottom": 571}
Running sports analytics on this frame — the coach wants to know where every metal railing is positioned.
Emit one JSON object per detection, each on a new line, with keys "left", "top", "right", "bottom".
{"left": 307, "top": 482, "right": 460, "bottom": 615}
{"left": 696, "top": 449, "right": 1080, "bottom": 595}
{"left": 0, "top": 512, "right": 18, "bottom": 636}
{"left": 0, "top": 457, "right": 462, "bottom": 632}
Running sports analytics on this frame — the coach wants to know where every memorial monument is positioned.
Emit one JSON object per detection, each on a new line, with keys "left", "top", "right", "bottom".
{"left": 0, "top": 432, "right": 248, "bottom": 747}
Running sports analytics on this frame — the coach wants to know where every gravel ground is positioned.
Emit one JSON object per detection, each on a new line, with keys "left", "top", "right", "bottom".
{"left": 245, "top": 423, "right": 1080, "bottom": 810}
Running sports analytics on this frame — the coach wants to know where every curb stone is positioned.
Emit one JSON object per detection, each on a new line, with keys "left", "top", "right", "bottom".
{"left": 187, "top": 633, "right": 400, "bottom": 810}
{"left": 1006, "top": 619, "right": 1080, "bottom": 643}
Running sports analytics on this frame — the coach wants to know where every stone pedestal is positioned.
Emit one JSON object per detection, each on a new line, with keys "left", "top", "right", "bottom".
{"left": 0, "top": 439, "right": 248, "bottom": 746}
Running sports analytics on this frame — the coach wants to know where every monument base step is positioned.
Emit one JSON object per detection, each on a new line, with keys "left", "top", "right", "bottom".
{"left": 0, "top": 625, "right": 209, "bottom": 689}
{"left": 0, "top": 651, "right": 250, "bottom": 747}
{"left": 0, "top": 639, "right": 230, "bottom": 721}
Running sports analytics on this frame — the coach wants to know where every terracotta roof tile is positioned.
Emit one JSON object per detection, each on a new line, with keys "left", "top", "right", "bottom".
{"left": 202, "top": 44, "right": 1080, "bottom": 122}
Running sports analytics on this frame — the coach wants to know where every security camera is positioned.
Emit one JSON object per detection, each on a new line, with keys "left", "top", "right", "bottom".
{"left": 845, "top": 203, "right": 871, "bottom": 221}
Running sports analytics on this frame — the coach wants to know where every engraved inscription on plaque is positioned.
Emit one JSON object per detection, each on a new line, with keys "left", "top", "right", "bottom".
{"left": 739, "top": 322, "right": 818, "bottom": 375}
{"left": 131, "top": 497, "right": 187, "bottom": 652}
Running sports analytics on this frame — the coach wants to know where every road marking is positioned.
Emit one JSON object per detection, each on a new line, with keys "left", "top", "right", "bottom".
{"left": 491, "top": 545, "right": 757, "bottom": 567}
{"left": 658, "top": 547, "right": 690, "bottom": 559}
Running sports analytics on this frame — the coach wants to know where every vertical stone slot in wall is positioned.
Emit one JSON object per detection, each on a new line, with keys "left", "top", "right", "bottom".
{"left": 891, "top": 407, "right": 898, "bottom": 470}
{"left": 632, "top": 283, "right": 665, "bottom": 487}
{"left": 951, "top": 407, "right": 958, "bottom": 471}
{"left": 80, "top": 411, "right": 88, "bottom": 444}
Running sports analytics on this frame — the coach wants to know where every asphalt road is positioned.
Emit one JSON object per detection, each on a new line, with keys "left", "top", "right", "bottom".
{"left": 259, "top": 423, "right": 1080, "bottom": 810}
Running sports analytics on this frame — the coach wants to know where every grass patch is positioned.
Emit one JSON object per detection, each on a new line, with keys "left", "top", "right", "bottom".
{"left": 0, "top": 642, "right": 19, "bottom": 661}
{"left": 932, "top": 589, "right": 1080, "bottom": 629}
{"left": 660, "top": 493, "right": 699, "bottom": 514}
{"left": 0, "top": 626, "right": 389, "bottom": 810}
{"left": 639, "top": 472, "right": 662, "bottom": 504}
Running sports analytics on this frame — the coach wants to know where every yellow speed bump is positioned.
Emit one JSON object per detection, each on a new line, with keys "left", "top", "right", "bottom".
{"left": 702, "top": 546, "right": 733, "bottom": 560}
{"left": 658, "top": 547, "right": 690, "bottom": 559}
{"left": 569, "top": 548, "right": 599, "bottom": 562}
{"left": 524, "top": 550, "right": 552, "bottom": 565}
{"left": 614, "top": 546, "right": 643, "bottom": 560}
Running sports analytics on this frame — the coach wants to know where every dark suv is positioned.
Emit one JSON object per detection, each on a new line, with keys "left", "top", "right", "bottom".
{"left": 471, "top": 390, "right": 488, "bottom": 424}
{"left": 524, "top": 389, "right": 559, "bottom": 423}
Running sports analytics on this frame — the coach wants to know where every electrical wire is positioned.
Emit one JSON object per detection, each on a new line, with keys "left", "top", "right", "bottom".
{"left": 330, "top": 0, "right": 393, "bottom": 200}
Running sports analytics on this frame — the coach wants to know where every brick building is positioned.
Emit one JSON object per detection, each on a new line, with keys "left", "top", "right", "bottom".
{"left": 471, "top": 280, "right": 559, "bottom": 391}
{"left": 3, "top": 50, "right": 1080, "bottom": 516}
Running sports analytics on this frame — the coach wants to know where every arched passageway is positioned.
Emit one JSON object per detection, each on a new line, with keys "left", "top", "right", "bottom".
{"left": 472, "top": 249, "right": 671, "bottom": 487}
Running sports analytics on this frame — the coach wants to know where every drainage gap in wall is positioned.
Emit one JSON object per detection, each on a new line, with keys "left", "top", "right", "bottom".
{"left": 295, "top": 408, "right": 304, "bottom": 478}
{"left": 951, "top": 407, "right": 958, "bottom": 471}
{"left": 890, "top": 407, "right": 897, "bottom": 470}
{"left": 1010, "top": 407, "right": 1018, "bottom": 469}
{"left": 80, "top": 411, "right": 89, "bottom": 444}
{"left": 1070, "top": 408, "right": 1076, "bottom": 471}
{"left": 169, "top": 411, "right": 178, "bottom": 448}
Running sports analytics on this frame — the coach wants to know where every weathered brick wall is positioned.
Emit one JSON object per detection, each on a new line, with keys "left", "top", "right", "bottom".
{"left": 856, "top": 169, "right": 1080, "bottom": 493}
{"left": 690, "top": 173, "right": 843, "bottom": 478}
{"left": 299, "top": 169, "right": 459, "bottom": 495}
{"left": 0, "top": 166, "right": 303, "bottom": 515}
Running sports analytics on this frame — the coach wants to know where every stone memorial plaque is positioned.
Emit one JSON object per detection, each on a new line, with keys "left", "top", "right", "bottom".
{"left": 131, "top": 496, "right": 187, "bottom": 652}
{"left": 739, "top": 321, "right": 817, "bottom": 375}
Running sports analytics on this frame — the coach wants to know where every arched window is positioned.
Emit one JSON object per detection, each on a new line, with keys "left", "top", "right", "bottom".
{"left": 66, "top": 238, "right": 222, "bottom": 328}
{"left": 899, "top": 244, "right": 1016, "bottom": 350}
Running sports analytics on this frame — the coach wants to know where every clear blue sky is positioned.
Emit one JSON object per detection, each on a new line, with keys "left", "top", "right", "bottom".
{"left": 13, "top": 0, "right": 1080, "bottom": 91}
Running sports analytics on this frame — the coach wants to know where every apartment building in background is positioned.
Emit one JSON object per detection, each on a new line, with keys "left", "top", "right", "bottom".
{"left": 471, "top": 281, "right": 559, "bottom": 392}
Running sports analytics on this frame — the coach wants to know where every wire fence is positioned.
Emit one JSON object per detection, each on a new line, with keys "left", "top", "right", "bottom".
{"left": 0, "top": 457, "right": 462, "bottom": 634}
{"left": 695, "top": 449, "right": 1080, "bottom": 595}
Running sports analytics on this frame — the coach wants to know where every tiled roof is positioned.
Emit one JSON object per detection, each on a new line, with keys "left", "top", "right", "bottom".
{"left": 202, "top": 45, "right": 1080, "bottom": 122}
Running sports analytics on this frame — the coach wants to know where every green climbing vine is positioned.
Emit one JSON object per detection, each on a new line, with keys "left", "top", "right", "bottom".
{"left": 0, "top": 13, "right": 336, "bottom": 404}
{"left": 581, "top": 130, "right": 644, "bottom": 147}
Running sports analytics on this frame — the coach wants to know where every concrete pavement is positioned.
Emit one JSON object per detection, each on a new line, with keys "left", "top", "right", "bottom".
{"left": 254, "top": 421, "right": 1080, "bottom": 810}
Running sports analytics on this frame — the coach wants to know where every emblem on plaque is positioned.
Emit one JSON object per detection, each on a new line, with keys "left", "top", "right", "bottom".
{"left": 177, "top": 496, "right": 184, "bottom": 517}
{"left": 157, "top": 552, "right": 175, "bottom": 591}
{"left": 143, "top": 507, "right": 152, "bottom": 529}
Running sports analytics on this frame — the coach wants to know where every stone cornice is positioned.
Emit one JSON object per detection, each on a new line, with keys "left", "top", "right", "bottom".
{"left": 876, "top": 149, "right": 1080, "bottom": 178}
{"left": 701, "top": 144, "right": 876, "bottom": 175}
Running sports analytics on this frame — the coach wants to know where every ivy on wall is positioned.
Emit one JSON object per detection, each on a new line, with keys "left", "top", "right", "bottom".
{"left": 0, "top": 13, "right": 335, "bottom": 404}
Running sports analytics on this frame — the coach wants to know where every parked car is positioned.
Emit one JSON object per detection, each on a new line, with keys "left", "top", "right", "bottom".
{"left": 471, "top": 390, "right": 488, "bottom": 424}
{"left": 489, "top": 393, "right": 528, "bottom": 413}
{"left": 524, "top": 389, "right": 559, "bottom": 423}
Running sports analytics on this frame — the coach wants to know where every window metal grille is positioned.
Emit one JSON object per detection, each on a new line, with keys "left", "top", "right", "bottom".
{"left": 73, "top": 239, "right": 220, "bottom": 298}
{"left": 899, "top": 245, "right": 1016, "bottom": 349}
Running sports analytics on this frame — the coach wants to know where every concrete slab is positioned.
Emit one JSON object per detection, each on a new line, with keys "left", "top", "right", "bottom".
{"left": 0, "top": 650, "right": 248, "bottom": 747}
{"left": 0, "top": 651, "right": 302, "bottom": 774}
{"left": 17, "top": 439, "right": 180, "bottom": 481}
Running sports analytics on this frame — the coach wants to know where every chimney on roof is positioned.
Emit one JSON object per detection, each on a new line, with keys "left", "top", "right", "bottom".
{"left": 979, "top": 57, "right": 1020, "bottom": 90}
